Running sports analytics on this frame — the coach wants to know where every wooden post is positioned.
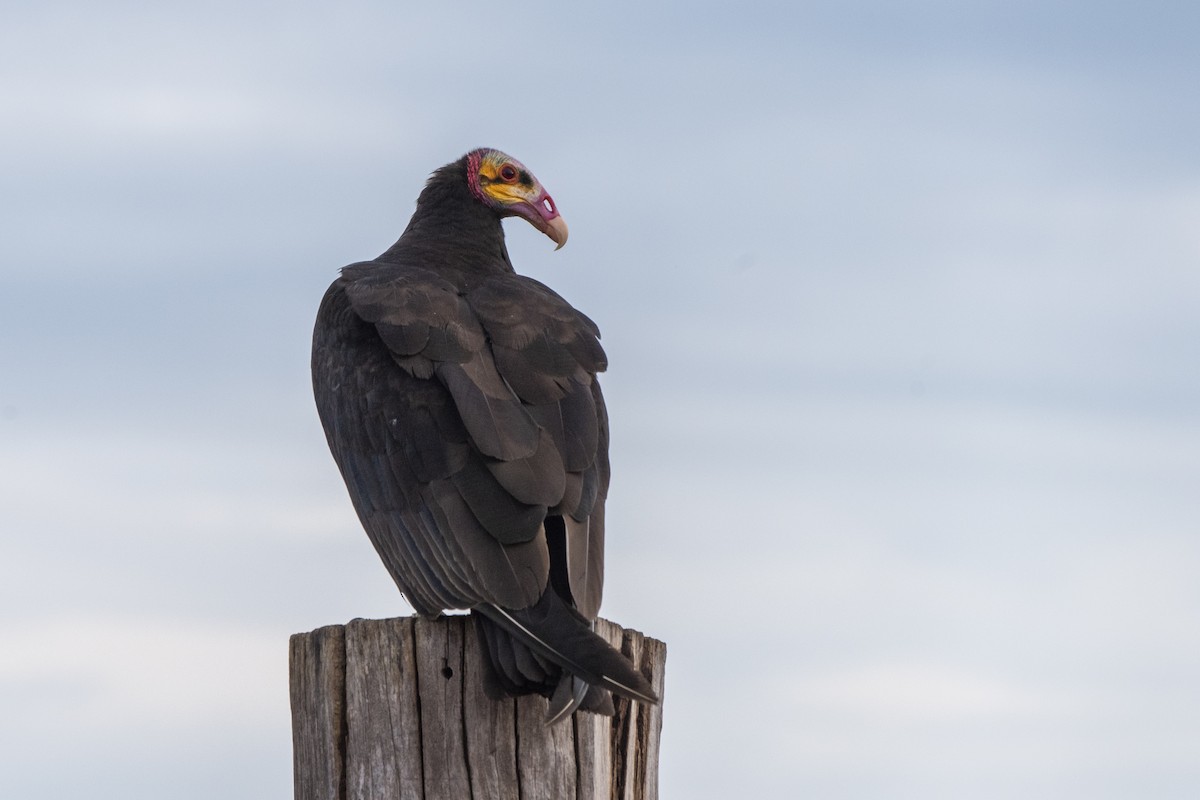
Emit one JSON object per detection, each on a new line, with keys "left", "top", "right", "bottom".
{"left": 289, "top": 616, "right": 666, "bottom": 800}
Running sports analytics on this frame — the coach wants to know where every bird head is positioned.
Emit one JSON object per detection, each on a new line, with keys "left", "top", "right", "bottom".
{"left": 466, "top": 148, "right": 569, "bottom": 250}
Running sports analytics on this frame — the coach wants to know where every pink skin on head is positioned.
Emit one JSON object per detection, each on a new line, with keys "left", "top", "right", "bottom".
{"left": 466, "top": 149, "right": 488, "bottom": 204}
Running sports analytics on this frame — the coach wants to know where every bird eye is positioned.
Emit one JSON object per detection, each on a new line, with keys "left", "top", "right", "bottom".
{"left": 499, "top": 164, "right": 518, "bottom": 183}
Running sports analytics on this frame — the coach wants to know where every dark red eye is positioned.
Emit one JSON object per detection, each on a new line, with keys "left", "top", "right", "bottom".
{"left": 499, "top": 164, "right": 518, "bottom": 183}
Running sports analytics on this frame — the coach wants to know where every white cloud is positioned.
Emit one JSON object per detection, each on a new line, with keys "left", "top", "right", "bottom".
{"left": 782, "top": 661, "right": 1051, "bottom": 722}
{"left": 0, "top": 614, "right": 282, "bottom": 734}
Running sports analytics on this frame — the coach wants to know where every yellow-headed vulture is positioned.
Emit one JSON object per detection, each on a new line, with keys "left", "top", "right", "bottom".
{"left": 312, "top": 148, "right": 656, "bottom": 721}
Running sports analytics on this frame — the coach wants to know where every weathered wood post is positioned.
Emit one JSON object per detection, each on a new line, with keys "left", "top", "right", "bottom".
{"left": 290, "top": 616, "right": 666, "bottom": 800}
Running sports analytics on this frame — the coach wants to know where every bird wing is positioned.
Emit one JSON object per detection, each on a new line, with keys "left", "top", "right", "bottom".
{"left": 314, "top": 262, "right": 609, "bottom": 618}
{"left": 467, "top": 274, "right": 610, "bottom": 620}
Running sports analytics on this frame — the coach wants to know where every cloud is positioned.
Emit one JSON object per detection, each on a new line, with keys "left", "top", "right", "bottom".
{"left": 0, "top": 615, "right": 281, "bottom": 733}
{"left": 3, "top": 2, "right": 1200, "bottom": 799}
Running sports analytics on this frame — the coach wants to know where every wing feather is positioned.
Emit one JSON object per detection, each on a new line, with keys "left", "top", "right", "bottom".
{"left": 437, "top": 357, "right": 540, "bottom": 461}
{"left": 313, "top": 262, "right": 607, "bottom": 618}
{"left": 485, "top": 428, "right": 566, "bottom": 507}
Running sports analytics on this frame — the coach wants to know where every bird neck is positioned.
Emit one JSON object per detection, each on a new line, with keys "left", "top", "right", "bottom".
{"left": 379, "top": 161, "right": 515, "bottom": 276}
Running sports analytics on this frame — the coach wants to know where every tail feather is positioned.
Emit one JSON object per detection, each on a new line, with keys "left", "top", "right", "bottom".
{"left": 473, "top": 590, "right": 658, "bottom": 712}
{"left": 511, "top": 633, "right": 553, "bottom": 684}
{"left": 474, "top": 615, "right": 551, "bottom": 697}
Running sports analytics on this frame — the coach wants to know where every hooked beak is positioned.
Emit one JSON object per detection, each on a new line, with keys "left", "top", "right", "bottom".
{"left": 542, "top": 214, "right": 569, "bottom": 250}
{"left": 522, "top": 190, "right": 569, "bottom": 250}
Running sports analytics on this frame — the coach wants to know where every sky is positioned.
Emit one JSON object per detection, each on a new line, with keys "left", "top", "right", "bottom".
{"left": 2, "top": 1, "right": 1199, "bottom": 798}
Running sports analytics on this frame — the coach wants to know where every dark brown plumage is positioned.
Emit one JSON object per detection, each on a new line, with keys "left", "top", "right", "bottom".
{"left": 311, "top": 149, "right": 655, "bottom": 720}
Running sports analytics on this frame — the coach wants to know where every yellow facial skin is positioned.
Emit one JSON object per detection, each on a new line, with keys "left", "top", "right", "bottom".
{"left": 473, "top": 149, "right": 569, "bottom": 249}
{"left": 477, "top": 152, "right": 539, "bottom": 205}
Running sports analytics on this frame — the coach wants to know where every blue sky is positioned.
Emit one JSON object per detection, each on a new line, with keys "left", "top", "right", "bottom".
{"left": 2, "top": 2, "right": 1198, "bottom": 798}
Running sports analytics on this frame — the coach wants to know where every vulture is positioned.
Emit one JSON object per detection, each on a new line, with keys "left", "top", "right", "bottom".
{"left": 312, "top": 148, "right": 656, "bottom": 722}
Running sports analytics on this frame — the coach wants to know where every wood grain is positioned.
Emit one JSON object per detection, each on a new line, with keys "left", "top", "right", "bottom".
{"left": 290, "top": 616, "right": 665, "bottom": 800}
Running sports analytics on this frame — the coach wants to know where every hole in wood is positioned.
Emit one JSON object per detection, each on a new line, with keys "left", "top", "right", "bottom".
{"left": 441, "top": 665, "right": 454, "bottom": 679}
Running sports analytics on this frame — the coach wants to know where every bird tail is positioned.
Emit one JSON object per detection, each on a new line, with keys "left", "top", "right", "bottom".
{"left": 471, "top": 591, "right": 658, "bottom": 723}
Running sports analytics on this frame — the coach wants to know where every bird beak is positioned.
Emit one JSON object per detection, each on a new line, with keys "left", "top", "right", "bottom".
{"left": 523, "top": 190, "right": 568, "bottom": 250}
{"left": 543, "top": 214, "right": 569, "bottom": 250}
